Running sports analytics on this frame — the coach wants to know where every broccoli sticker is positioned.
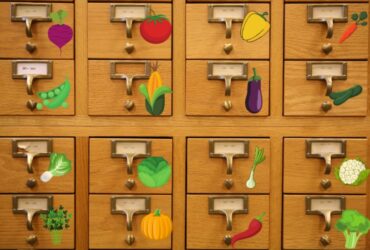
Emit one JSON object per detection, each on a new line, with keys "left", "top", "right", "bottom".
{"left": 336, "top": 210, "right": 370, "bottom": 249}
{"left": 334, "top": 158, "right": 370, "bottom": 186}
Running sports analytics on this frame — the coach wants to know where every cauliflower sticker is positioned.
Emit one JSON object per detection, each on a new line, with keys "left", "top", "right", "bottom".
{"left": 334, "top": 158, "right": 370, "bottom": 186}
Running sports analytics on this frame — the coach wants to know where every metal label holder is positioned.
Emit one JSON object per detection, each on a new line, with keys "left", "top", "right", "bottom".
{"left": 306, "top": 196, "right": 345, "bottom": 231}
{"left": 12, "top": 195, "right": 53, "bottom": 230}
{"left": 306, "top": 139, "right": 346, "bottom": 174}
{"left": 110, "top": 61, "right": 151, "bottom": 96}
{"left": 110, "top": 4, "right": 151, "bottom": 38}
{"left": 12, "top": 60, "right": 53, "bottom": 95}
{"left": 12, "top": 138, "right": 53, "bottom": 174}
{"left": 307, "top": 4, "right": 348, "bottom": 39}
{"left": 11, "top": 3, "right": 52, "bottom": 38}
{"left": 307, "top": 61, "right": 347, "bottom": 96}
{"left": 208, "top": 4, "right": 248, "bottom": 38}
{"left": 208, "top": 61, "right": 248, "bottom": 96}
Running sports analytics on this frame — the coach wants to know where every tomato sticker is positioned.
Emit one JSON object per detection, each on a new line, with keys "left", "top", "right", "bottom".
{"left": 140, "top": 13, "right": 172, "bottom": 44}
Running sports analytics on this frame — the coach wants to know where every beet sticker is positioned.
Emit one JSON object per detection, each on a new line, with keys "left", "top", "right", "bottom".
{"left": 48, "top": 10, "right": 73, "bottom": 54}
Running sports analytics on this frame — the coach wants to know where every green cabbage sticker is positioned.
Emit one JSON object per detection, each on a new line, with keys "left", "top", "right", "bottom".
{"left": 138, "top": 156, "right": 171, "bottom": 188}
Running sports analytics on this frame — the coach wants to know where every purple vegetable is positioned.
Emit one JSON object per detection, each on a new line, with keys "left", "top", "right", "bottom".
{"left": 245, "top": 68, "right": 263, "bottom": 113}
{"left": 48, "top": 10, "right": 73, "bottom": 54}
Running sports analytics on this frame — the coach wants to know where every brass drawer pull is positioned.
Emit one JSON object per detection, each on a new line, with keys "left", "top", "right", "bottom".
{"left": 111, "top": 196, "right": 150, "bottom": 245}
{"left": 307, "top": 4, "right": 348, "bottom": 39}
{"left": 306, "top": 196, "right": 345, "bottom": 231}
{"left": 208, "top": 4, "right": 248, "bottom": 39}
{"left": 11, "top": 3, "right": 52, "bottom": 38}
{"left": 13, "top": 195, "right": 53, "bottom": 230}
{"left": 12, "top": 60, "right": 53, "bottom": 96}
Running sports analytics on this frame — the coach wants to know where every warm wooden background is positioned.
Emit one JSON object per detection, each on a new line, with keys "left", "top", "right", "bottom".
{"left": 0, "top": 0, "right": 369, "bottom": 249}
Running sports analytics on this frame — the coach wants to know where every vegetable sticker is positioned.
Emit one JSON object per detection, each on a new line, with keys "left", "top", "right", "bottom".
{"left": 40, "top": 153, "right": 72, "bottom": 183}
{"left": 329, "top": 85, "right": 362, "bottom": 106}
{"left": 339, "top": 12, "right": 367, "bottom": 44}
{"left": 139, "top": 62, "right": 172, "bottom": 116}
{"left": 40, "top": 205, "right": 72, "bottom": 245}
{"left": 231, "top": 212, "right": 265, "bottom": 248}
{"left": 246, "top": 146, "right": 265, "bottom": 189}
{"left": 140, "top": 10, "right": 172, "bottom": 44}
{"left": 336, "top": 210, "right": 370, "bottom": 249}
{"left": 334, "top": 158, "right": 369, "bottom": 186}
{"left": 48, "top": 10, "right": 73, "bottom": 54}
{"left": 141, "top": 209, "right": 172, "bottom": 240}
{"left": 138, "top": 156, "right": 171, "bottom": 188}
{"left": 245, "top": 68, "right": 263, "bottom": 113}
{"left": 36, "top": 78, "right": 71, "bottom": 111}
{"left": 240, "top": 12, "right": 270, "bottom": 42}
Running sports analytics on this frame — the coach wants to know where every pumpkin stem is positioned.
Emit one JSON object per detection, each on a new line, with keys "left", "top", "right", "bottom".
{"left": 154, "top": 209, "right": 161, "bottom": 216}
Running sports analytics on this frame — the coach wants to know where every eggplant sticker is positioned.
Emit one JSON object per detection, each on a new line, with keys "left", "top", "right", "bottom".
{"left": 139, "top": 62, "right": 172, "bottom": 116}
{"left": 231, "top": 212, "right": 266, "bottom": 248}
{"left": 334, "top": 158, "right": 370, "bottom": 186}
{"left": 245, "top": 68, "right": 263, "bottom": 113}
{"left": 339, "top": 11, "right": 367, "bottom": 44}
{"left": 336, "top": 210, "right": 370, "bottom": 249}
{"left": 246, "top": 146, "right": 265, "bottom": 189}
{"left": 137, "top": 156, "right": 171, "bottom": 188}
{"left": 48, "top": 10, "right": 73, "bottom": 54}
{"left": 36, "top": 78, "right": 71, "bottom": 111}
{"left": 40, "top": 205, "right": 72, "bottom": 245}
{"left": 240, "top": 12, "right": 270, "bottom": 43}
{"left": 40, "top": 153, "right": 72, "bottom": 183}
{"left": 329, "top": 85, "right": 362, "bottom": 106}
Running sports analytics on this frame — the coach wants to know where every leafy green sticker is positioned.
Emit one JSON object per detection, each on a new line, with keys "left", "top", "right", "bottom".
{"left": 40, "top": 153, "right": 72, "bottom": 182}
{"left": 138, "top": 157, "right": 171, "bottom": 188}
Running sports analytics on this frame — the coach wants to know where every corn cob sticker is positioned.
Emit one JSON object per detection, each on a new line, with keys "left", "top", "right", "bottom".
{"left": 240, "top": 11, "right": 270, "bottom": 42}
{"left": 139, "top": 62, "right": 172, "bottom": 116}
{"left": 36, "top": 78, "right": 71, "bottom": 110}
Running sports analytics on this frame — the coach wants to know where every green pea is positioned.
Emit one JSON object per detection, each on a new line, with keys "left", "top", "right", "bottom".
{"left": 48, "top": 91, "right": 55, "bottom": 98}
{"left": 36, "top": 103, "right": 43, "bottom": 110}
{"left": 55, "top": 88, "right": 61, "bottom": 95}
{"left": 60, "top": 84, "right": 65, "bottom": 90}
{"left": 43, "top": 100, "right": 50, "bottom": 105}
{"left": 40, "top": 92, "right": 48, "bottom": 99}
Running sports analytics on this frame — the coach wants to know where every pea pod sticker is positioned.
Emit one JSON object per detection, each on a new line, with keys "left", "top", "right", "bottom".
{"left": 36, "top": 78, "right": 71, "bottom": 110}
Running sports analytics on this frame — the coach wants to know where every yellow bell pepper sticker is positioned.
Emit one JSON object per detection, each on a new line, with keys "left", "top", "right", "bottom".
{"left": 240, "top": 11, "right": 270, "bottom": 42}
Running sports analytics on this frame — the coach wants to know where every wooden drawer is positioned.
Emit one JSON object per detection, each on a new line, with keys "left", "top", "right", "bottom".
{"left": 284, "top": 61, "right": 368, "bottom": 116}
{"left": 0, "top": 60, "right": 74, "bottom": 115}
{"left": 0, "top": 137, "right": 74, "bottom": 193}
{"left": 284, "top": 138, "right": 368, "bottom": 194}
{"left": 285, "top": 4, "right": 368, "bottom": 59}
{"left": 187, "top": 138, "right": 270, "bottom": 193}
{"left": 88, "top": 3, "right": 172, "bottom": 59}
{"left": 88, "top": 60, "right": 172, "bottom": 116}
{"left": 90, "top": 138, "right": 172, "bottom": 194}
{"left": 89, "top": 194, "right": 172, "bottom": 249}
{"left": 0, "top": 194, "right": 75, "bottom": 249}
{"left": 186, "top": 61, "right": 269, "bottom": 116}
{"left": 187, "top": 195, "right": 269, "bottom": 249}
{"left": 284, "top": 195, "right": 367, "bottom": 249}
{"left": 0, "top": 3, "right": 74, "bottom": 59}
{"left": 186, "top": 4, "right": 270, "bottom": 59}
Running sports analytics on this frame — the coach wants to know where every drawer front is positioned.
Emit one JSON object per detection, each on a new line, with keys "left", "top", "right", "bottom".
{"left": 0, "top": 3, "right": 74, "bottom": 59}
{"left": 284, "top": 138, "right": 368, "bottom": 194}
{"left": 88, "top": 60, "right": 172, "bottom": 116}
{"left": 0, "top": 137, "right": 75, "bottom": 193}
{"left": 285, "top": 4, "right": 368, "bottom": 59}
{"left": 88, "top": 3, "right": 172, "bottom": 59}
{"left": 187, "top": 195, "right": 269, "bottom": 249}
{"left": 89, "top": 194, "right": 172, "bottom": 249}
{"left": 187, "top": 138, "right": 270, "bottom": 193}
{"left": 186, "top": 61, "right": 269, "bottom": 116}
{"left": 90, "top": 138, "right": 172, "bottom": 194}
{"left": 0, "top": 60, "right": 75, "bottom": 115}
{"left": 186, "top": 4, "right": 270, "bottom": 59}
{"left": 284, "top": 61, "right": 368, "bottom": 116}
{"left": 283, "top": 195, "right": 367, "bottom": 249}
{"left": 0, "top": 194, "right": 75, "bottom": 249}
